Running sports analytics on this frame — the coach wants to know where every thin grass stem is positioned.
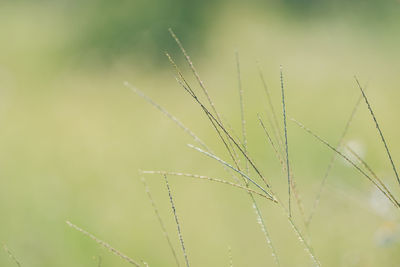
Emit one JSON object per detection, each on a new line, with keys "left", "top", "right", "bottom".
{"left": 259, "top": 114, "right": 307, "bottom": 231}
{"left": 66, "top": 221, "right": 141, "bottom": 266}
{"left": 142, "top": 170, "right": 271, "bottom": 200}
{"left": 287, "top": 218, "right": 320, "bottom": 267}
{"left": 306, "top": 94, "right": 363, "bottom": 226}
{"left": 355, "top": 77, "right": 400, "bottom": 187}
{"left": 168, "top": 29, "right": 223, "bottom": 126}
{"left": 124, "top": 82, "right": 208, "bottom": 150}
{"left": 251, "top": 198, "right": 281, "bottom": 266}
{"left": 280, "top": 66, "right": 292, "bottom": 217}
{"left": 188, "top": 144, "right": 276, "bottom": 202}
{"left": 163, "top": 174, "right": 190, "bottom": 267}
{"left": 236, "top": 52, "right": 249, "bottom": 174}
{"left": 174, "top": 71, "right": 270, "bottom": 187}
{"left": 166, "top": 42, "right": 261, "bottom": 189}
{"left": 257, "top": 63, "right": 285, "bottom": 156}
{"left": 126, "top": 78, "right": 240, "bottom": 184}
{"left": 345, "top": 145, "right": 399, "bottom": 207}
{"left": 165, "top": 36, "right": 319, "bottom": 264}
{"left": 141, "top": 177, "right": 181, "bottom": 267}
{"left": 292, "top": 119, "right": 399, "bottom": 209}
{"left": 168, "top": 54, "right": 243, "bottom": 182}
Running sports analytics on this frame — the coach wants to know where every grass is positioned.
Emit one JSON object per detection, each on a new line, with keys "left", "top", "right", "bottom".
{"left": 58, "top": 29, "right": 400, "bottom": 266}
{"left": 66, "top": 221, "right": 141, "bottom": 266}
{"left": 2, "top": 12, "right": 400, "bottom": 265}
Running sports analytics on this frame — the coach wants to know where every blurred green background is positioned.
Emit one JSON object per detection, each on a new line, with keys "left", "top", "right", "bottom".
{"left": 1, "top": 1, "right": 400, "bottom": 266}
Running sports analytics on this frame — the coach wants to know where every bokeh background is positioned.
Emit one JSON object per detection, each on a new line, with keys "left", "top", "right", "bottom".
{"left": 1, "top": 1, "right": 400, "bottom": 266}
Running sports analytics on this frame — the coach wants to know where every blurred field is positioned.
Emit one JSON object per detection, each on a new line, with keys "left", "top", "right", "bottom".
{"left": 1, "top": 1, "right": 400, "bottom": 266}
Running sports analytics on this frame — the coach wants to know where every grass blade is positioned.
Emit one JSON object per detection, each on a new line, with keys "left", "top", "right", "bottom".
{"left": 163, "top": 174, "right": 190, "bottom": 267}
{"left": 345, "top": 145, "right": 399, "bottom": 207}
{"left": 188, "top": 144, "right": 276, "bottom": 202}
{"left": 173, "top": 70, "right": 270, "bottom": 187}
{"left": 259, "top": 114, "right": 308, "bottom": 232}
{"left": 280, "top": 66, "right": 292, "bottom": 217}
{"left": 251, "top": 198, "right": 281, "bottom": 266}
{"left": 236, "top": 52, "right": 248, "bottom": 175}
{"left": 166, "top": 43, "right": 266, "bottom": 188}
{"left": 167, "top": 53, "right": 243, "bottom": 180}
{"left": 66, "top": 221, "right": 141, "bottom": 266}
{"left": 142, "top": 170, "right": 271, "bottom": 200}
{"left": 292, "top": 118, "right": 399, "bottom": 209}
{"left": 168, "top": 28, "right": 223, "bottom": 126}
{"left": 287, "top": 218, "right": 320, "bottom": 267}
{"left": 141, "top": 177, "right": 181, "bottom": 267}
{"left": 355, "top": 77, "right": 400, "bottom": 187}
{"left": 257, "top": 63, "right": 285, "bottom": 157}
{"left": 125, "top": 79, "right": 241, "bottom": 184}
{"left": 124, "top": 82, "right": 208, "bottom": 151}
{"left": 306, "top": 94, "right": 363, "bottom": 226}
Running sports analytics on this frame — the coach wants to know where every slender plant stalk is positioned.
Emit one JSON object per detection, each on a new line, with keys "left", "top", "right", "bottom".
{"left": 289, "top": 177, "right": 307, "bottom": 226}
{"left": 262, "top": 109, "right": 285, "bottom": 161}
{"left": 126, "top": 79, "right": 240, "bottom": 184}
{"left": 176, "top": 74, "right": 243, "bottom": 174}
{"left": 259, "top": 114, "right": 308, "bottom": 231}
{"left": 251, "top": 198, "right": 281, "bottom": 266}
{"left": 292, "top": 119, "right": 399, "bottom": 209}
{"left": 355, "top": 77, "right": 400, "bottom": 187}
{"left": 167, "top": 33, "right": 242, "bottom": 173}
{"left": 258, "top": 83, "right": 307, "bottom": 228}
{"left": 183, "top": 115, "right": 319, "bottom": 265}
{"left": 280, "top": 66, "right": 292, "bottom": 217}
{"left": 66, "top": 221, "right": 141, "bottom": 266}
{"left": 167, "top": 54, "right": 242, "bottom": 181}
{"left": 258, "top": 114, "right": 280, "bottom": 158}
{"left": 189, "top": 144, "right": 321, "bottom": 265}
{"left": 257, "top": 63, "right": 285, "bottom": 157}
{"left": 173, "top": 69, "right": 271, "bottom": 188}
{"left": 142, "top": 173, "right": 279, "bottom": 266}
{"left": 172, "top": 50, "right": 317, "bottom": 264}
{"left": 163, "top": 174, "right": 190, "bottom": 267}
{"left": 238, "top": 55, "right": 281, "bottom": 266}
{"left": 166, "top": 40, "right": 263, "bottom": 190}
{"left": 236, "top": 52, "right": 249, "bottom": 174}
{"left": 185, "top": 50, "right": 279, "bottom": 266}
{"left": 221, "top": 115, "right": 243, "bottom": 148}
{"left": 141, "top": 177, "right": 181, "bottom": 267}
{"left": 124, "top": 82, "right": 208, "bottom": 151}
{"left": 168, "top": 29, "right": 223, "bottom": 126}
{"left": 164, "top": 34, "right": 319, "bottom": 265}
{"left": 287, "top": 217, "right": 321, "bottom": 267}
{"left": 306, "top": 94, "right": 363, "bottom": 226}
{"left": 238, "top": 59, "right": 280, "bottom": 265}
{"left": 188, "top": 144, "right": 276, "bottom": 201}
{"left": 3, "top": 245, "right": 21, "bottom": 267}
{"left": 176, "top": 61, "right": 319, "bottom": 266}
{"left": 189, "top": 136, "right": 318, "bottom": 265}
{"left": 345, "top": 145, "right": 399, "bottom": 207}
{"left": 220, "top": 115, "right": 245, "bottom": 171}
{"left": 142, "top": 171, "right": 271, "bottom": 200}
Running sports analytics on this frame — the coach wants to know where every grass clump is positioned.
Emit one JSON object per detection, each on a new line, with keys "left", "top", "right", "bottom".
{"left": 64, "top": 29, "right": 399, "bottom": 266}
